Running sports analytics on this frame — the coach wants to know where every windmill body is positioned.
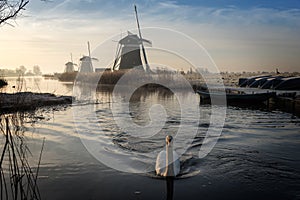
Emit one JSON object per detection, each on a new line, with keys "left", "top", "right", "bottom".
{"left": 113, "top": 32, "right": 151, "bottom": 71}
{"left": 79, "top": 56, "right": 94, "bottom": 73}
{"left": 64, "top": 61, "right": 75, "bottom": 73}
{"left": 79, "top": 42, "right": 98, "bottom": 73}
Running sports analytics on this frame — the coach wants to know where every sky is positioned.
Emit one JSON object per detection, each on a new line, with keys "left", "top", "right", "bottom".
{"left": 0, "top": 0, "right": 300, "bottom": 73}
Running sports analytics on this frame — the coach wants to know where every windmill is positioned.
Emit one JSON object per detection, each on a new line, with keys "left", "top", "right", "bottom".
{"left": 112, "top": 5, "right": 151, "bottom": 72}
{"left": 79, "top": 42, "right": 98, "bottom": 73}
{"left": 64, "top": 53, "right": 77, "bottom": 73}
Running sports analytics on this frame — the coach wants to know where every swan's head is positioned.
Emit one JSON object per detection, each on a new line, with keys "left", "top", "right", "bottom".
{"left": 165, "top": 135, "right": 173, "bottom": 145}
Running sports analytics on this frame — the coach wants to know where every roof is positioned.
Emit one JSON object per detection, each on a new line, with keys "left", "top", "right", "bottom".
{"left": 119, "top": 34, "right": 141, "bottom": 45}
{"left": 119, "top": 31, "right": 152, "bottom": 46}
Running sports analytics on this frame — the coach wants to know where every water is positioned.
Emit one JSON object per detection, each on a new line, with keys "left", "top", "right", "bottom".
{"left": 1, "top": 77, "right": 300, "bottom": 200}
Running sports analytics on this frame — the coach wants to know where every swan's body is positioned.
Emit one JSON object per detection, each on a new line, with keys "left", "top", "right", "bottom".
{"left": 155, "top": 150, "right": 180, "bottom": 176}
{"left": 155, "top": 135, "right": 180, "bottom": 177}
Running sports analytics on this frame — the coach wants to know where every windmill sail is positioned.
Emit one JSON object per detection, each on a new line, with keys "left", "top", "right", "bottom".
{"left": 134, "top": 5, "right": 151, "bottom": 72}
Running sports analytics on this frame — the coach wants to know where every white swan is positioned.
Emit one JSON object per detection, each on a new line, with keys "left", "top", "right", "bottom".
{"left": 155, "top": 135, "right": 180, "bottom": 177}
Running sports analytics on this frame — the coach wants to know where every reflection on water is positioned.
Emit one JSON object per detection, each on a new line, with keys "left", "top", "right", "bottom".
{"left": 73, "top": 85, "right": 204, "bottom": 175}
{"left": 74, "top": 86, "right": 300, "bottom": 199}
{"left": 3, "top": 76, "right": 73, "bottom": 95}
{"left": 0, "top": 113, "right": 44, "bottom": 200}
{"left": 166, "top": 178, "right": 174, "bottom": 200}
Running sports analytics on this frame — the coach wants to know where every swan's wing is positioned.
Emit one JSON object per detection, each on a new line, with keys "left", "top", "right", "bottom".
{"left": 155, "top": 151, "right": 166, "bottom": 176}
{"left": 173, "top": 151, "right": 181, "bottom": 176}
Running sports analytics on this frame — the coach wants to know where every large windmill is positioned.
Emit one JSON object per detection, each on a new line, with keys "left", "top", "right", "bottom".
{"left": 112, "top": 5, "right": 151, "bottom": 72}
{"left": 79, "top": 42, "right": 98, "bottom": 73}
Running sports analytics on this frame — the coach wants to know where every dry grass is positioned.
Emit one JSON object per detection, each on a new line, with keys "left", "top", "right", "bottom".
{"left": 73, "top": 69, "right": 202, "bottom": 90}
{"left": 58, "top": 72, "right": 78, "bottom": 82}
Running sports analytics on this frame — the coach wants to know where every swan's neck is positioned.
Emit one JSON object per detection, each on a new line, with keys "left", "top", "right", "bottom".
{"left": 165, "top": 143, "right": 174, "bottom": 177}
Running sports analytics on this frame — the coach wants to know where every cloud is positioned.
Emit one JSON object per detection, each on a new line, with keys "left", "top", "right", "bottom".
{"left": 2, "top": 0, "right": 300, "bottom": 72}
{"left": 26, "top": 0, "right": 300, "bottom": 30}
{"left": 158, "top": 1, "right": 181, "bottom": 9}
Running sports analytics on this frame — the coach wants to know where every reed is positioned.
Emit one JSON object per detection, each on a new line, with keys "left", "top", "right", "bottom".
{"left": 58, "top": 72, "right": 78, "bottom": 82}
{"left": 74, "top": 69, "right": 202, "bottom": 90}
{"left": 62, "top": 69, "right": 204, "bottom": 89}
{"left": 0, "top": 113, "right": 43, "bottom": 200}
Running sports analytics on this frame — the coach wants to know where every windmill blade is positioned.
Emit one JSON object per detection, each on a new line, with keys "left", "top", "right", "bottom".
{"left": 92, "top": 58, "right": 99, "bottom": 61}
{"left": 87, "top": 41, "right": 91, "bottom": 57}
{"left": 127, "top": 31, "right": 134, "bottom": 35}
{"left": 141, "top": 38, "right": 152, "bottom": 47}
{"left": 79, "top": 56, "right": 85, "bottom": 61}
{"left": 134, "top": 4, "right": 150, "bottom": 72}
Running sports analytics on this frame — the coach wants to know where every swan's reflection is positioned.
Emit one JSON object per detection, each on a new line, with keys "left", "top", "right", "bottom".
{"left": 166, "top": 177, "right": 174, "bottom": 200}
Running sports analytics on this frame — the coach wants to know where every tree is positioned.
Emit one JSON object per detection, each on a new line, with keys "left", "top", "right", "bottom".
{"left": 0, "top": 0, "right": 29, "bottom": 26}
{"left": 16, "top": 65, "right": 26, "bottom": 75}
{"left": 33, "top": 65, "right": 42, "bottom": 75}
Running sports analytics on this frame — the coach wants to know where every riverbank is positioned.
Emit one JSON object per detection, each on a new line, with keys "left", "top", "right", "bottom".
{"left": 0, "top": 79, "right": 8, "bottom": 88}
{"left": 0, "top": 92, "right": 72, "bottom": 113}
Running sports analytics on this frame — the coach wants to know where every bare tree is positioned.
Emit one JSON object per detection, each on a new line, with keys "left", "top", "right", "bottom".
{"left": 33, "top": 65, "right": 42, "bottom": 75}
{"left": 16, "top": 65, "right": 27, "bottom": 75}
{"left": 0, "top": 0, "right": 29, "bottom": 26}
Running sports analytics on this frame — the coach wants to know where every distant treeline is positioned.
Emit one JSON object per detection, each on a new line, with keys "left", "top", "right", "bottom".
{"left": 0, "top": 65, "right": 42, "bottom": 77}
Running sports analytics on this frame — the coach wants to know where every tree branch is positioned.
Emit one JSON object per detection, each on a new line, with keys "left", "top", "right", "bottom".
{"left": 0, "top": 0, "right": 29, "bottom": 25}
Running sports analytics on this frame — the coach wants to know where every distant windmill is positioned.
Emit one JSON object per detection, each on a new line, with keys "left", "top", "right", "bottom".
{"left": 79, "top": 42, "right": 98, "bottom": 73}
{"left": 64, "top": 53, "right": 77, "bottom": 73}
{"left": 112, "top": 5, "right": 151, "bottom": 72}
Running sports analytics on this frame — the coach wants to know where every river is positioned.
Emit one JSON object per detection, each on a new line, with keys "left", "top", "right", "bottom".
{"left": 1, "top": 76, "right": 299, "bottom": 200}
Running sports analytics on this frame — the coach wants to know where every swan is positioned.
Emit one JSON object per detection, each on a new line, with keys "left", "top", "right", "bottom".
{"left": 155, "top": 135, "right": 180, "bottom": 177}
